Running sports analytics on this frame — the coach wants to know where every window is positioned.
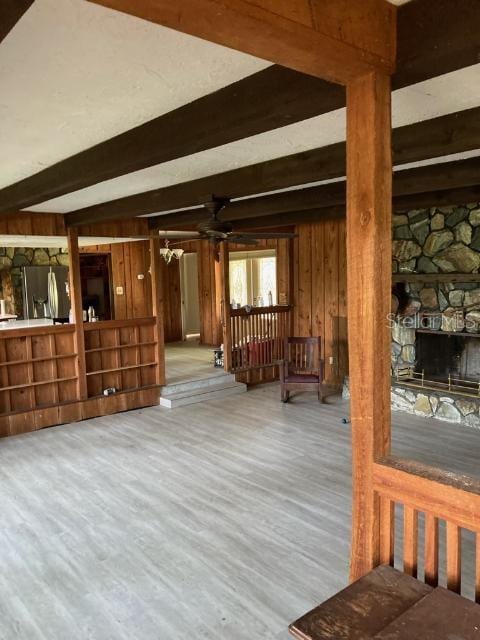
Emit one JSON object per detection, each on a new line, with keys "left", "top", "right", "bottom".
{"left": 229, "top": 250, "right": 277, "bottom": 306}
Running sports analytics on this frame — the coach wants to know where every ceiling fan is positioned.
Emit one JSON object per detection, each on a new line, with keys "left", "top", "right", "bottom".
{"left": 159, "top": 197, "right": 297, "bottom": 246}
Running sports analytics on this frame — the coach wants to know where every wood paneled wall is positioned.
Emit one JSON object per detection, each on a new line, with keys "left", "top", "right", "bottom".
{"left": 158, "top": 259, "right": 182, "bottom": 342}
{"left": 0, "top": 211, "right": 149, "bottom": 237}
{"left": 82, "top": 241, "right": 183, "bottom": 341}
{"left": 81, "top": 241, "right": 152, "bottom": 321}
{"left": 0, "top": 212, "right": 348, "bottom": 384}
{"left": 166, "top": 225, "right": 348, "bottom": 387}
{"left": 292, "top": 219, "right": 347, "bottom": 387}
{"left": 197, "top": 242, "right": 222, "bottom": 346}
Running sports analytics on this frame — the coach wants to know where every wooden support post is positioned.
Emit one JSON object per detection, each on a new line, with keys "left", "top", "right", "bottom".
{"left": 347, "top": 71, "right": 392, "bottom": 581}
{"left": 219, "top": 243, "right": 232, "bottom": 372}
{"left": 67, "top": 227, "right": 88, "bottom": 400}
{"left": 149, "top": 236, "right": 166, "bottom": 386}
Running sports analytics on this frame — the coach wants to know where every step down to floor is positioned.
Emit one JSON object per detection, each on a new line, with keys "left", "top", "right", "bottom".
{"left": 159, "top": 374, "right": 247, "bottom": 408}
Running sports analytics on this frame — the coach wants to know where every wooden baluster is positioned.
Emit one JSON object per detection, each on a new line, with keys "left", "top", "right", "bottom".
{"left": 242, "top": 316, "right": 245, "bottom": 368}
{"left": 379, "top": 496, "right": 395, "bottom": 567}
{"left": 446, "top": 522, "right": 462, "bottom": 594}
{"left": 249, "top": 315, "right": 254, "bottom": 367}
{"left": 403, "top": 505, "right": 418, "bottom": 578}
{"left": 476, "top": 533, "right": 480, "bottom": 604}
{"left": 272, "top": 313, "right": 276, "bottom": 363}
{"left": 251, "top": 313, "right": 255, "bottom": 367}
{"left": 258, "top": 313, "right": 262, "bottom": 366}
{"left": 260, "top": 313, "right": 264, "bottom": 365}
{"left": 257, "top": 313, "right": 261, "bottom": 365}
{"left": 424, "top": 513, "right": 439, "bottom": 587}
{"left": 264, "top": 313, "right": 268, "bottom": 365}
{"left": 237, "top": 316, "right": 241, "bottom": 368}
{"left": 236, "top": 315, "right": 240, "bottom": 369}
{"left": 245, "top": 315, "right": 249, "bottom": 368}
{"left": 230, "top": 315, "right": 235, "bottom": 370}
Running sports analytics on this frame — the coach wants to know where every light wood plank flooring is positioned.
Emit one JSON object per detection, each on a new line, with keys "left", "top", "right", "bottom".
{"left": 0, "top": 384, "right": 479, "bottom": 639}
{"left": 165, "top": 338, "right": 225, "bottom": 384}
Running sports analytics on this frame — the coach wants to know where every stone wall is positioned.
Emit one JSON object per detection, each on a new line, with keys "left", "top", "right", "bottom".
{"left": 0, "top": 248, "right": 69, "bottom": 317}
{"left": 342, "top": 376, "right": 480, "bottom": 429}
{"left": 393, "top": 202, "right": 480, "bottom": 275}
{"left": 391, "top": 202, "right": 480, "bottom": 373}
{"left": 391, "top": 384, "right": 480, "bottom": 428}
{"left": 387, "top": 201, "right": 480, "bottom": 429}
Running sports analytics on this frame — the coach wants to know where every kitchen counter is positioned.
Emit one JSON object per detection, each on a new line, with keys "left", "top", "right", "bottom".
{"left": 0, "top": 318, "right": 56, "bottom": 330}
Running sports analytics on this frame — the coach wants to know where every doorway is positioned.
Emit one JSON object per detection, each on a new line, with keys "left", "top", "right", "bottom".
{"left": 164, "top": 251, "right": 223, "bottom": 385}
{"left": 180, "top": 252, "right": 200, "bottom": 339}
{"left": 79, "top": 253, "right": 113, "bottom": 321}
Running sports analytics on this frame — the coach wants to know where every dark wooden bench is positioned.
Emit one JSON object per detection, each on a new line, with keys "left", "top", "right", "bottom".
{"left": 289, "top": 565, "right": 480, "bottom": 640}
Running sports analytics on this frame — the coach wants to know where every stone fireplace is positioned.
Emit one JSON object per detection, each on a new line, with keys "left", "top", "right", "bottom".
{"left": 389, "top": 201, "right": 480, "bottom": 428}
{"left": 345, "top": 202, "right": 480, "bottom": 428}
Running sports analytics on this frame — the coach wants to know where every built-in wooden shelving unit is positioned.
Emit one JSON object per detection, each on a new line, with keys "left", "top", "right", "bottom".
{"left": 84, "top": 317, "right": 157, "bottom": 397}
{"left": 0, "top": 318, "right": 161, "bottom": 437}
{"left": 0, "top": 325, "right": 79, "bottom": 418}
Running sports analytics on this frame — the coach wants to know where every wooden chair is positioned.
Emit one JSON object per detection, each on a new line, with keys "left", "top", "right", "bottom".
{"left": 280, "top": 336, "right": 324, "bottom": 403}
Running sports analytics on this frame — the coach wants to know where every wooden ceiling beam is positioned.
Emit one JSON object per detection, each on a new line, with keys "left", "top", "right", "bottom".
{"left": 0, "top": 67, "right": 344, "bottom": 215}
{"left": 87, "top": 0, "right": 396, "bottom": 83}
{"left": 0, "top": 0, "right": 34, "bottom": 43}
{"left": 66, "top": 105, "right": 480, "bottom": 226}
{"left": 147, "top": 156, "right": 480, "bottom": 229}
{"left": 1, "top": 1, "right": 477, "bottom": 217}
{"left": 228, "top": 185, "right": 480, "bottom": 229}
{"left": 397, "top": 0, "right": 480, "bottom": 87}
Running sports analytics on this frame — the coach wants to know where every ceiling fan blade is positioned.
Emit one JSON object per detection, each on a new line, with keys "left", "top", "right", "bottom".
{"left": 169, "top": 237, "right": 205, "bottom": 246}
{"left": 226, "top": 236, "right": 258, "bottom": 246}
{"left": 230, "top": 231, "right": 298, "bottom": 239}
{"left": 203, "top": 229, "right": 229, "bottom": 239}
{"left": 158, "top": 231, "right": 202, "bottom": 239}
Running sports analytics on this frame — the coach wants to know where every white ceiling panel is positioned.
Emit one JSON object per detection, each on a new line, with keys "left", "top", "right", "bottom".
{"left": 26, "top": 63, "right": 480, "bottom": 214}
{"left": 0, "top": 0, "right": 270, "bottom": 189}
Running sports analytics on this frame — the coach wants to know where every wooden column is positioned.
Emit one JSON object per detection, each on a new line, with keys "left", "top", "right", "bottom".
{"left": 346, "top": 71, "right": 392, "bottom": 581}
{"left": 67, "top": 227, "right": 88, "bottom": 400}
{"left": 149, "top": 235, "right": 166, "bottom": 386}
{"left": 219, "top": 243, "right": 232, "bottom": 372}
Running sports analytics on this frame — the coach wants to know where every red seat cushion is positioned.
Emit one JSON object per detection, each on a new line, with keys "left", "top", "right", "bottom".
{"left": 285, "top": 374, "right": 319, "bottom": 383}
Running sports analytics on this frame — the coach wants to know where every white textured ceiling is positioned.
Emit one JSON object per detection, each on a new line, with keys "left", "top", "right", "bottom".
{"left": 0, "top": 0, "right": 269, "bottom": 188}
{"left": 0, "top": 0, "right": 476, "bottom": 218}
{"left": 26, "top": 63, "right": 480, "bottom": 213}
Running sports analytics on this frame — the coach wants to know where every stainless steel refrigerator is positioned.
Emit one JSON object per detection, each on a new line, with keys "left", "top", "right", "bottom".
{"left": 22, "top": 266, "right": 70, "bottom": 320}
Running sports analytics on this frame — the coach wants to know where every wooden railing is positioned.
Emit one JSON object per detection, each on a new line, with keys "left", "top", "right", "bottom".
{"left": 84, "top": 318, "right": 158, "bottom": 398}
{"left": 229, "top": 305, "right": 291, "bottom": 374}
{"left": 374, "top": 456, "right": 480, "bottom": 601}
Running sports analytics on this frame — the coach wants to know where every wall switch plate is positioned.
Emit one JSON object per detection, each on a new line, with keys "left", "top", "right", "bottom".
{"left": 116, "top": 286, "right": 124, "bottom": 295}
{"left": 329, "top": 356, "right": 334, "bottom": 365}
